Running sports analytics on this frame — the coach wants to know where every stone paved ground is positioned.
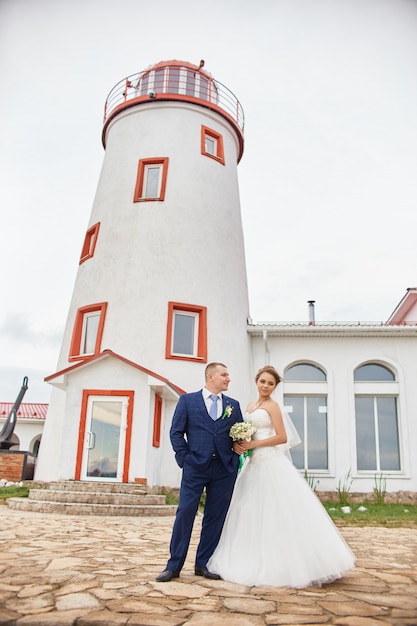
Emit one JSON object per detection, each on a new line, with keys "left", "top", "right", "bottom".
{"left": 0, "top": 506, "right": 416, "bottom": 626}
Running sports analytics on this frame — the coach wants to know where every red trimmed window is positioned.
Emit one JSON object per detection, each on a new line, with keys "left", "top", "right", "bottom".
{"left": 152, "top": 394, "right": 163, "bottom": 447}
{"left": 79, "top": 222, "right": 100, "bottom": 264}
{"left": 201, "top": 126, "right": 225, "bottom": 164}
{"left": 134, "top": 157, "right": 169, "bottom": 202}
{"left": 69, "top": 302, "right": 108, "bottom": 360}
{"left": 166, "top": 302, "right": 207, "bottom": 362}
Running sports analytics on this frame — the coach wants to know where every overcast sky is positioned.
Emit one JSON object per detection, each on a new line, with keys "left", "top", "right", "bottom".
{"left": 1, "top": 0, "right": 416, "bottom": 402}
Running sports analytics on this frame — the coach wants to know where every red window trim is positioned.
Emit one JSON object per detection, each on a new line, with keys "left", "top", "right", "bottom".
{"left": 134, "top": 157, "right": 169, "bottom": 202}
{"left": 165, "top": 301, "right": 207, "bottom": 363}
{"left": 201, "top": 125, "right": 225, "bottom": 165}
{"left": 152, "top": 394, "right": 163, "bottom": 447}
{"left": 79, "top": 222, "right": 100, "bottom": 264}
{"left": 69, "top": 302, "right": 108, "bottom": 361}
{"left": 75, "top": 389, "right": 134, "bottom": 482}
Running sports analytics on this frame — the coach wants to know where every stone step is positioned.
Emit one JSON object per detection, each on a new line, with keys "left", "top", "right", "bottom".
{"left": 28, "top": 489, "right": 166, "bottom": 506}
{"left": 6, "top": 497, "right": 177, "bottom": 516}
{"left": 7, "top": 480, "right": 178, "bottom": 516}
{"left": 30, "top": 480, "right": 149, "bottom": 494}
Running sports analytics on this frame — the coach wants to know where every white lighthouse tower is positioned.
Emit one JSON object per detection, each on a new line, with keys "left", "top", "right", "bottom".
{"left": 36, "top": 60, "right": 252, "bottom": 486}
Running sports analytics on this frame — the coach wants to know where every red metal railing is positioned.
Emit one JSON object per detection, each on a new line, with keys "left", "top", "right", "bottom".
{"left": 103, "top": 64, "right": 245, "bottom": 134}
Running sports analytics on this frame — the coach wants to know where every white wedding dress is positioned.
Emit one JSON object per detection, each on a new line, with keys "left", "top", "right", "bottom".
{"left": 207, "top": 408, "right": 356, "bottom": 588}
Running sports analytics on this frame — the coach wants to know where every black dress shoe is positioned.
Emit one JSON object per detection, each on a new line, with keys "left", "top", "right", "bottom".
{"left": 156, "top": 569, "right": 179, "bottom": 582}
{"left": 195, "top": 566, "right": 222, "bottom": 580}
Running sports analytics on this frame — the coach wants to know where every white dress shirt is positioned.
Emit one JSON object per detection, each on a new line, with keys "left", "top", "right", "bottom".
{"left": 202, "top": 388, "right": 222, "bottom": 419}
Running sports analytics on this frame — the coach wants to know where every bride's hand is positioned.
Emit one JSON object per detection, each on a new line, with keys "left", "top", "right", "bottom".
{"left": 239, "top": 440, "right": 251, "bottom": 453}
{"left": 233, "top": 441, "right": 246, "bottom": 455}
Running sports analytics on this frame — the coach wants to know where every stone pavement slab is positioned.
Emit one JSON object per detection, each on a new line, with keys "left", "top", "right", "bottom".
{"left": 0, "top": 507, "right": 416, "bottom": 625}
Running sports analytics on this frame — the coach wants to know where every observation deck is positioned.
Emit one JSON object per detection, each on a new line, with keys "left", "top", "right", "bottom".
{"left": 102, "top": 60, "right": 245, "bottom": 160}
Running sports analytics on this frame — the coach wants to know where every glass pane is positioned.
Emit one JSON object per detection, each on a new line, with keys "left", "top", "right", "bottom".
{"left": 307, "top": 396, "right": 328, "bottom": 469}
{"left": 87, "top": 401, "right": 122, "bottom": 478}
{"left": 186, "top": 69, "right": 196, "bottom": 96}
{"left": 173, "top": 313, "right": 195, "bottom": 355}
{"left": 377, "top": 397, "right": 400, "bottom": 470}
{"left": 144, "top": 166, "right": 160, "bottom": 198}
{"left": 199, "top": 76, "right": 209, "bottom": 100}
{"left": 205, "top": 136, "right": 216, "bottom": 155}
{"left": 167, "top": 68, "right": 180, "bottom": 93}
{"left": 354, "top": 364, "right": 395, "bottom": 381}
{"left": 154, "top": 68, "right": 165, "bottom": 92}
{"left": 137, "top": 73, "right": 149, "bottom": 97}
{"left": 284, "top": 395, "right": 304, "bottom": 469}
{"left": 285, "top": 364, "right": 326, "bottom": 382}
{"left": 82, "top": 313, "right": 100, "bottom": 354}
{"left": 355, "top": 397, "right": 377, "bottom": 470}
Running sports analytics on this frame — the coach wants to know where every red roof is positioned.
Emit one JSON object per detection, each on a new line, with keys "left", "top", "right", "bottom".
{"left": 0, "top": 402, "right": 48, "bottom": 420}
{"left": 386, "top": 288, "right": 417, "bottom": 325}
{"left": 45, "top": 349, "right": 186, "bottom": 395}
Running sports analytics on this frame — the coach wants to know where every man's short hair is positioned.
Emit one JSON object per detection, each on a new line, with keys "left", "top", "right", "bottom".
{"left": 205, "top": 362, "right": 227, "bottom": 380}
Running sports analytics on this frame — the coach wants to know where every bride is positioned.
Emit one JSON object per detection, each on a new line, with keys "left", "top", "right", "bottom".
{"left": 207, "top": 365, "right": 356, "bottom": 588}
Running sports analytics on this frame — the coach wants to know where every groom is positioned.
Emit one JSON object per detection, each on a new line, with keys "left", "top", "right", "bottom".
{"left": 156, "top": 362, "right": 243, "bottom": 582}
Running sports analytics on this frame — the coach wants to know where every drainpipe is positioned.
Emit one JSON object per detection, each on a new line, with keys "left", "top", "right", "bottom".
{"left": 308, "top": 300, "right": 315, "bottom": 326}
{"left": 262, "top": 329, "right": 269, "bottom": 364}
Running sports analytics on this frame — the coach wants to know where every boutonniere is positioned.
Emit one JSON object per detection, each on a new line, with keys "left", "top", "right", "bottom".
{"left": 222, "top": 404, "right": 234, "bottom": 420}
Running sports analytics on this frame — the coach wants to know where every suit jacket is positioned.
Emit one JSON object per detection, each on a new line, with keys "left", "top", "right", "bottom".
{"left": 170, "top": 390, "right": 243, "bottom": 473}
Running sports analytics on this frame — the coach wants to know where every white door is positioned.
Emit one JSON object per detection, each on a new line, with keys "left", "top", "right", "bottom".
{"left": 80, "top": 395, "right": 128, "bottom": 481}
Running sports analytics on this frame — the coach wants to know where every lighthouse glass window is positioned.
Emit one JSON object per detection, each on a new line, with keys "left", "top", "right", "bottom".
{"left": 172, "top": 312, "right": 198, "bottom": 356}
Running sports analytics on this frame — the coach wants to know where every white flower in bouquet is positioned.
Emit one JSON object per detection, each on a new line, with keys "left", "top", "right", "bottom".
{"left": 229, "top": 421, "right": 257, "bottom": 442}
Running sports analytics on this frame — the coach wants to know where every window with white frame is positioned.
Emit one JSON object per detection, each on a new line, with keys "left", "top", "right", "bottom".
{"left": 172, "top": 311, "right": 198, "bottom": 356}
{"left": 354, "top": 363, "right": 400, "bottom": 471}
{"left": 284, "top": 363, "right": 328, "bottom": 471}
{"left": 205, "top": 135, "right": 216, "bottom": 156}
{"left": 144, "top": 164, "right": 162, "bottom": 198}
{"left": 80, "top": 311, "right": 101, "bottom": 355}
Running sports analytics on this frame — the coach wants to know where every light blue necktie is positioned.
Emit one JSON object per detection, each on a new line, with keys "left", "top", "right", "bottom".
{"left": 209, "top": 394, "right": 219, "bottom": 420}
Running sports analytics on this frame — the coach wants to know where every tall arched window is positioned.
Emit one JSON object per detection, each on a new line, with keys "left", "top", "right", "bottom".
{"left": 354, "top": 363, "right": 400, "bottom": 471}
{"left": 283, "top": 363, "right": 328, "bottom": 471}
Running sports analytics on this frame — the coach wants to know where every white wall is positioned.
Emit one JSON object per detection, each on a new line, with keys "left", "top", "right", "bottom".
{"left": 250, "top": 329, "right": 417, "bottom": 493}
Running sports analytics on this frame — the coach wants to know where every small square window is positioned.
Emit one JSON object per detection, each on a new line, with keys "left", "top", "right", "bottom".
{"left": 201, "top": 126, "right": 225, "bottom": 165}
{"left": 166, "top": 302, "right": 207, "bottom": 362}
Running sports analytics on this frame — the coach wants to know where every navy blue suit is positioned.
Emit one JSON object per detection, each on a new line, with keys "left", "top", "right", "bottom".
{"left": 166, "top": 390, "right": 243, "bottom": 573}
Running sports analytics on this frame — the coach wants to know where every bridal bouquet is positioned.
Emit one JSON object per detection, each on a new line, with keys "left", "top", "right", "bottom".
{"left": 229, "top": 421, "right": 257, "bottom": 442}
{"left": 229, "top": 421, "right": 257, "bottom": 470}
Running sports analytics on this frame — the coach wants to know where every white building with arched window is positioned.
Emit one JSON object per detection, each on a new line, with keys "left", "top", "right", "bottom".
{"left": 248, "top": 307, "right": 417, "bottom": 494}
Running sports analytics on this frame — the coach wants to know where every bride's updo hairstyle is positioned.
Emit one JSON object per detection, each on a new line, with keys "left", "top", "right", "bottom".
{"left": 255, "top": 366, "right": 282, "bottom": 387}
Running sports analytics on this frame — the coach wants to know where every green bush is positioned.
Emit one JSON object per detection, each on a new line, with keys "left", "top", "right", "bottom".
{"left": 0, "top": 486, "right": 29, "bottom": 500}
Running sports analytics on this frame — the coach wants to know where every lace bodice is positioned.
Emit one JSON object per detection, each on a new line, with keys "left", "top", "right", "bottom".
{"left": 244, "top": 408, "right": 276, "bottom": 440}
{"left": 243, "top": 406, "right": 302, "bottom": 461}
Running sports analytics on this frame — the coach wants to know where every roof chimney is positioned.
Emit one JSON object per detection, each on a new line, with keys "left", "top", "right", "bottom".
{"left": 307, "top": 300, "right": 315, "bottom": 325}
